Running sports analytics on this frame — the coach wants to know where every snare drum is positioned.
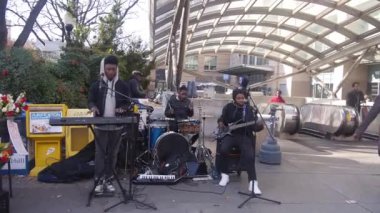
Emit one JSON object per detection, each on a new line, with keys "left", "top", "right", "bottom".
{"left": 178, "top": 119, "right": 201, "bottom": 134}
{"left": 149, "top": 122, "right": 168, "bottom": 150}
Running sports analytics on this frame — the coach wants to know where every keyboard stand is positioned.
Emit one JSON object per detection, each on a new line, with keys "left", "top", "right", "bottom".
{"left": 86, "top": 125, "right": 129, "bottom": 207}
{"left": 104, "top": 114, "right": 157, "bottom": 212}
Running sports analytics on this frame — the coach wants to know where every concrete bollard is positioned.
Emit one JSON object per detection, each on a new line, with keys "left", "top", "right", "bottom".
{"left": 259, "top": 106, "right": 282, "bottom": 165}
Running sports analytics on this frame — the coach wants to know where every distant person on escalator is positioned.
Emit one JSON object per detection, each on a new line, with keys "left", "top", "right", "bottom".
{"left": 269, "top": 89, "right": 286, "bottom": 104}
{"left": 346, "top": 82, "right": 364, "bottom": 114}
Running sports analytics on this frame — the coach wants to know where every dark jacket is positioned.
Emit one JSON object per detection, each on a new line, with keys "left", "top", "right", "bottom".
{"left": 221, "top": 102, "right": 260, "bottom": 136}
{"left": 164, "top": 95, "right": 193, "bottom": 120}
{"left": 128, "top": 77, "right": 145, "bottom": 98}
{"left": 346, "top": 89, "right": 364, "bottom": 112}
{"left": 88, "top": 80, "right": 131, "bottom": 117}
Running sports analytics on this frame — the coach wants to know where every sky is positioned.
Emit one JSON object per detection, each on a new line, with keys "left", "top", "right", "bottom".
{"left": 123, "top": 0, "right": 150, "bottom": 43}
{"left": 8, "top": 0, "right": 150, "bottom": 45}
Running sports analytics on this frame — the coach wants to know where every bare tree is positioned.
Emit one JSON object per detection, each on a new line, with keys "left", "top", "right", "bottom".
{"left": 0, "top": 0, "right": 9, "bottom": 50}
{"left": 2, "top": 0, "right": 140, "bottom": 49}
{"left": 13, "top": 0, "right": 48, "bottom": 47}
{"left": 40, "top": 0, "right": 139, "bottom": 46}
{"left": 1, "top": 0, "right": 48, "bottom": 49}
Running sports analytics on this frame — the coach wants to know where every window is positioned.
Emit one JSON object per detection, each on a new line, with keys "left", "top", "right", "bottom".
{"left": 369, "top": 69, "right": 380, "bottom": 98}
{"left": 241, "top": 55, "right": 269, "bottom": 65}
{"left": 204, "top": 56, "right": 217, "bottom": 71}
{"left": 242, "top": 55, "right": 248, "bottom": 64}
{"left": 256, "top": 57, "right": 268, "bottom": 65}
{"left": 312, "top": 83, "right": 333, "bottom": 98}
{"left": 249, "top": 55, "right": 255, "bottom": 65}
{"left": 185, "top": 55, "right": 198, "bottom": 70}
{"left": 370, "top": 83, "right": 379, "bottom": 97}
{"left": 247, "top": 74, "right": 266, "bottom": 84}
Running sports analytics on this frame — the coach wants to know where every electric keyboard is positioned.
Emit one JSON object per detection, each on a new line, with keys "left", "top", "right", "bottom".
{"left": 49, "top": 116, "right": 138, "bottom": 126}
{"left": 132, "top": 174, "right": 182, "bottom": 185}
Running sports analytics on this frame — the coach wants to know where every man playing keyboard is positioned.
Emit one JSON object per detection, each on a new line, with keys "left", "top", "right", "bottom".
{"left": 88, "top": 55, "right": 131, "bottom": 196}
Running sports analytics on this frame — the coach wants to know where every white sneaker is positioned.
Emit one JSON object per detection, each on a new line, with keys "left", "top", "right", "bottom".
{"left": 94, "top": 183, "right": 104, "bottom": 195}
{"left": 218, "top": 173, "right": 229, "bottom": 186}
{"left": 105, "top": 181, "right": 116, "bottom": 193}
{"left": 249, "top": 180, "right": 262, "bottom": 195}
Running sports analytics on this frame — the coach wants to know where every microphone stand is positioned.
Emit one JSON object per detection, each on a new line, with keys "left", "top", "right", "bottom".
{"left": 237, "top": 88, "right": 281, "bottom": 208}
{"left": 100, "top": 81, "right": 154, "bottom": 113}
{"left": 99, "top": 81, "right": 157, "bottom": 211}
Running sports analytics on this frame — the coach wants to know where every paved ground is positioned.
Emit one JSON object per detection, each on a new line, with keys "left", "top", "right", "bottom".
{"left": 5, "top": 134, "right": 380, "bottom": 213}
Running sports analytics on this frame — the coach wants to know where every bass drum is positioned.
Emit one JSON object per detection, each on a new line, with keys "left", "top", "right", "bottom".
{"left": 154, "top": 132, "right": 192, "bottom": 175}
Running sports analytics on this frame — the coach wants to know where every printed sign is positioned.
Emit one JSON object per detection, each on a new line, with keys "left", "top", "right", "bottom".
{"left": 1, "top": 154, "right": 27, "bottom": 170}
{"left": 29, "top": 111, "right": 63, "bottom": 134}
{"left": 7, "top": 119, "right": 28, "bottom": 155}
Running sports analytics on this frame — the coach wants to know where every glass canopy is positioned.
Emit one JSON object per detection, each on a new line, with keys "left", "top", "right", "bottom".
{"left": 153, "top": 0, "right": 380, "bottom": 71}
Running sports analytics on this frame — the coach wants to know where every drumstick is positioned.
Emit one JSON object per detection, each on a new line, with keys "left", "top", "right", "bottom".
{"left": 168, "top": 103, "right": 174, "bottom": 113}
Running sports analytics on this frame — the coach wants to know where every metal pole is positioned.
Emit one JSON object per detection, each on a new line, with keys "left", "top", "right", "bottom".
{"left": 332, "top": 49, "right": 369, "bottom": 96}
{"left": 176, "top": 0, "right": 189, "bottom": 88}
{"left": 171, "top": 38, "right": 179, "bottom": 91}
{"left": 165, "top": 0, "right": 186, "bottom": 66}
{"left": 167, "top": 48, "right": 174, "bottom": 91}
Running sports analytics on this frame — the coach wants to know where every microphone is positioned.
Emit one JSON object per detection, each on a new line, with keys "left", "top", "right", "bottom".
{"left": 100, "top": 81, "right": 154, "bottom": 113}
{"left": 242, "top": 104, "right": 246, "bottom": 122}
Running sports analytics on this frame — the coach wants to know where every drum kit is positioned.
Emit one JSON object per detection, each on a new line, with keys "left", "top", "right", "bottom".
{"left": 134, "top": 104, "right": 215, "bottom": 179}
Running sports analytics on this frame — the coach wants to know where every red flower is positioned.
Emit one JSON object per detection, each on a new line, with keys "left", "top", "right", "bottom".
{"left": 0, "top": 151, "right": 10, "bottom": 163}
{"left": 20, "top": 97, "right": 27, "bottom": 103}
{"left": 23, "top": 105, "right": 29, "bottom": 111}
{"left": 6, "top": 111, "right": 14, "bottom": 117}
{"left": 1, "top": 96, "right": 7, "bottom": 103}
{"left": 2, "top": 69, "right": 9, "bottom": 77}
{"left": 0, "top": 156, "right": 8, "bottom": 163}
{"left": 4, "top": 148, "right": 12, "bottom": 156}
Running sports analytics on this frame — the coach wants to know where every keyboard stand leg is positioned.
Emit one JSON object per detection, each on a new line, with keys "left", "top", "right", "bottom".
{"left": 87, "top": 177, "right": 100, "bottom": 206}
{"left": 87, "top": 126, "right": 126, "bottom": 207}
{"left": 105, "top": 114, "right": 157, "bottom": 212}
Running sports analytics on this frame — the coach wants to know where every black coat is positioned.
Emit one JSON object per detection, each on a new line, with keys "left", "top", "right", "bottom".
{"left": 128, "top": 77, "right": 145, "bottom": 98}
{"left": 88, "top": 80, "right": 131, "bottom": 117}
{"left": 346, "top": 89, "right": 364, "bottom": 112}
{"left": 220, "top": 102, "right": 260, "bottom": 136}
{"left": 164, "top": 95, "right": 194, "bottom": 120}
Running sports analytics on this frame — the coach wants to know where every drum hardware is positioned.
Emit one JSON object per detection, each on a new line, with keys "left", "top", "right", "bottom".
{"left": 194, "top": 104, "right": 216, "bottom": 176}
{"left": 134, "top": 110, "right": 160, "bottom": 167}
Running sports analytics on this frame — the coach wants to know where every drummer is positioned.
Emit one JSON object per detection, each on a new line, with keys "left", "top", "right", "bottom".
{"left": 164, "top": 85, "right": 194, "bottom": 132}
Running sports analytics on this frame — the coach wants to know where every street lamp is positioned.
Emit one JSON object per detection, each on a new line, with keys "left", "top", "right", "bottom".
{"left": 64, "top": 12, "right": 75, "bottom": 45}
